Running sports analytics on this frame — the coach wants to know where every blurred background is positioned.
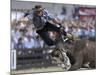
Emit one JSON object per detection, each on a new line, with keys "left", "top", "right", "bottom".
{"left": 11, "top": 0, "right": 96, "bottom": 49}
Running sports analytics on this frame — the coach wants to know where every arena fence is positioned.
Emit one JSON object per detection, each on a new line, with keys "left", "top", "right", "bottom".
{"left": 11, "top": 48, "right": 57, "bottom": 70}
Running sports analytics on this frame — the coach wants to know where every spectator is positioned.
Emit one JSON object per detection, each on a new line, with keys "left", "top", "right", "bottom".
{"left": 89, "top": 25, "right": 96, "bottom": 40}
{"left": 33, "top": 36, "right": 42, "bottom": 48}
{"left": 23, "top": 35, "right": 35, "bottom": 49}
{"left": 11, "top": 28, "right": 22, "bottom": 48}
{"left": 16, "top": 37, "right": 24, "bottom": 49}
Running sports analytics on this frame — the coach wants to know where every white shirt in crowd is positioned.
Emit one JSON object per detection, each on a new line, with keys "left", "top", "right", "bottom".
{"left": 23, "top": 37, "right": 35, "bottom": 49}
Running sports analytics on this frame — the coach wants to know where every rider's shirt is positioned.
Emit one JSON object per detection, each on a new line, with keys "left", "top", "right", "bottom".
{"left": 25, "top": 9, "right": 54, "bottom": 30}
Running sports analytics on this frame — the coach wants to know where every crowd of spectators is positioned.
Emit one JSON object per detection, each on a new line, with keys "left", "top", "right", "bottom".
{"left": 11, "top": 13, "right": 96, "bottom": 50}
{"left": 11, "top": 18, "right": 44, "bottom": 49}
{"left": 62, "top": 19, "right": 96, "bottom": 40}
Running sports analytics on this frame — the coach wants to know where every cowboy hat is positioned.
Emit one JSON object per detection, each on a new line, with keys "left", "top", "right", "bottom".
{"left": 32, "top": 5, "right": 44, "bottom": 12}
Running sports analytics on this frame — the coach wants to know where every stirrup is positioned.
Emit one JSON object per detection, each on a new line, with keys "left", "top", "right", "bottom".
{"left": 63, "top": 38, "right": 69, "bottom": 42}
{"left": 61, "top": 35, "right": 69, "bottom": 42}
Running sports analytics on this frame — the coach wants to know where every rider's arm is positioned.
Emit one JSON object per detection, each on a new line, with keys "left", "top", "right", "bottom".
{"left": 23, "top": 10, "right": 34, "bottom": 20}
{"left": 44, "top": 9, "right": 62, "bottom": 25}
{"left": 52, "top": 18, "right": 62, "bottom": 25}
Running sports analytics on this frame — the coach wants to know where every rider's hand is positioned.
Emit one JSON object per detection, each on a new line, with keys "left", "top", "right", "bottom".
{"left": 67, "top": 33, "right": 74, "bottom": 40}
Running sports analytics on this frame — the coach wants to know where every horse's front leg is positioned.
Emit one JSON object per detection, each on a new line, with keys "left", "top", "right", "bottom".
{"left": 60, "top": 49, "right": 71, "bottom": 70}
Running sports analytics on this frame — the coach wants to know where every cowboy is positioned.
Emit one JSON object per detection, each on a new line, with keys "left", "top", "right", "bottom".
{"left": 24, "top": 5, "right": 67, "bottom": 46}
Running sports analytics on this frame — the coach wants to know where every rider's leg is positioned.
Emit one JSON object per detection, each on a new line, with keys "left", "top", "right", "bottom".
{"left": 45, "top": 22, "right": 67, "bottom": 36}
{"left": 45, "top": 22, "right": 61, "bottom": 32}
{"left": 36, "top": 29, "right": 56, "bottom": 46}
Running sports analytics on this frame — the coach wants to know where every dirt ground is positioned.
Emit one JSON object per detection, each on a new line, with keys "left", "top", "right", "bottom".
{"left": 11, "top": 66, "right": 93, "bottom": 75}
